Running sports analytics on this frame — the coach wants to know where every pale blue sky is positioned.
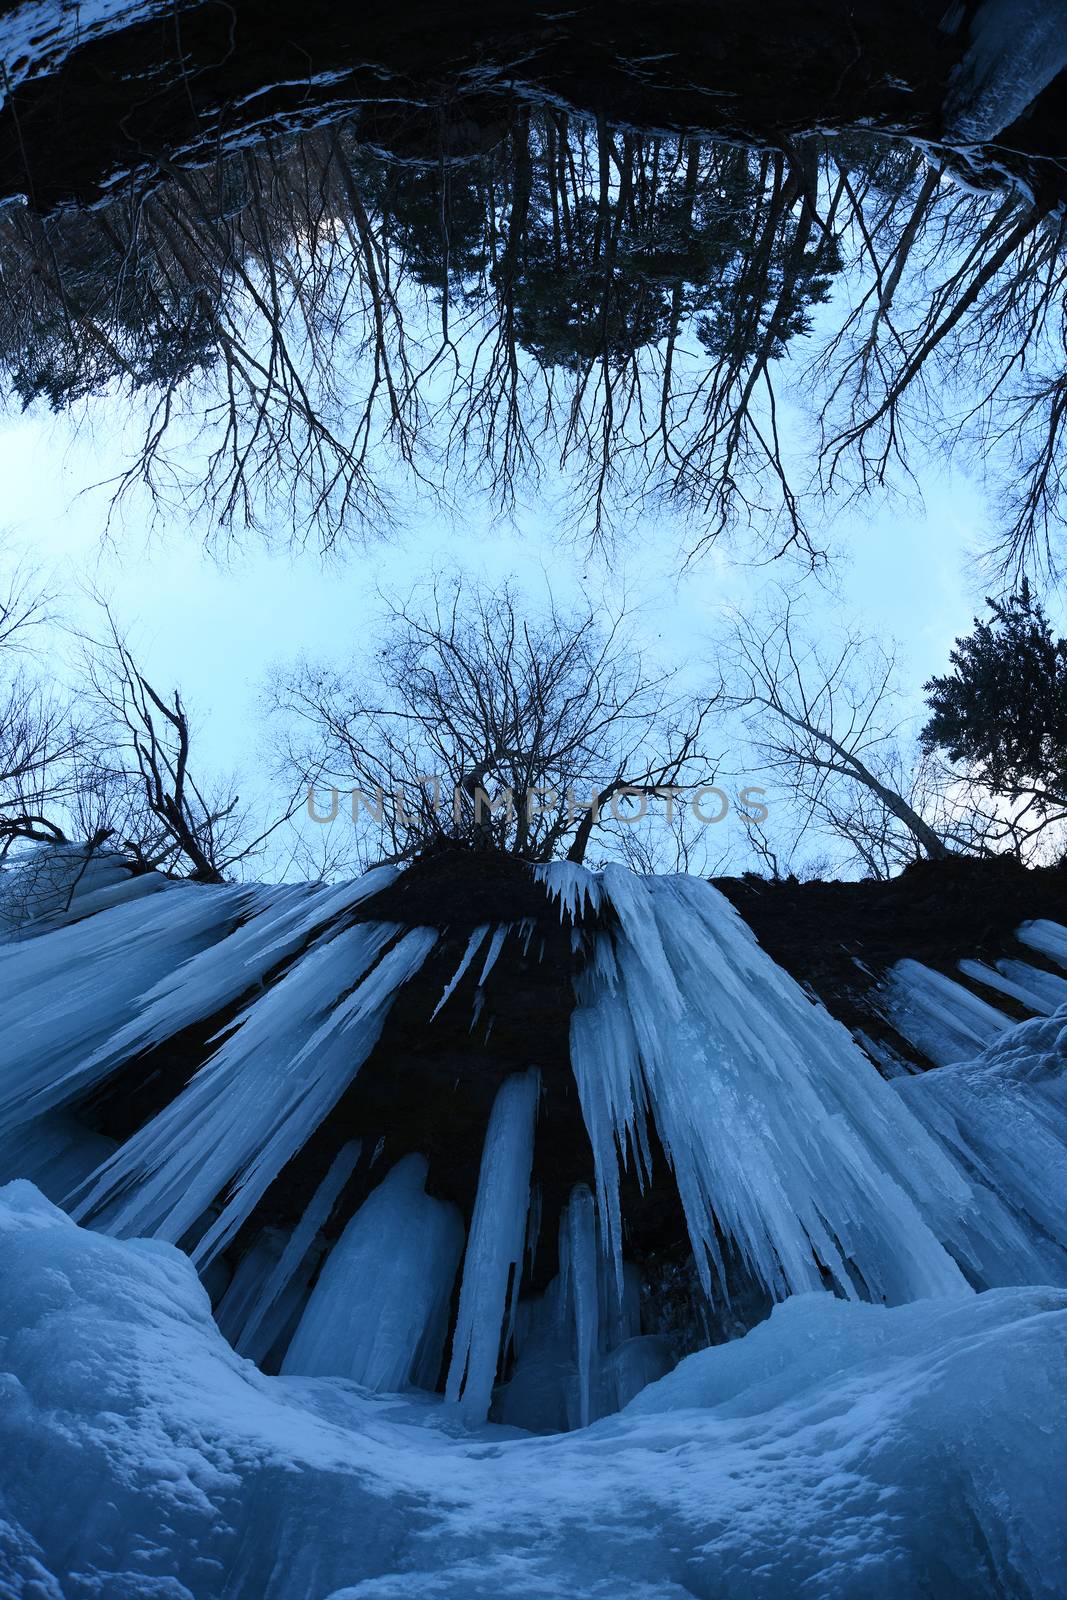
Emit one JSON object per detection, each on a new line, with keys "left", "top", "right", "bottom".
{"left": 0, "top": 339, "right": 1046, "bottom": 878}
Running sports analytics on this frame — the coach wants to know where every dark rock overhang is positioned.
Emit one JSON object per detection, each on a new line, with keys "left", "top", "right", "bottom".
{"left": 4, "top": 0, "right": 1065, "bottom": 216}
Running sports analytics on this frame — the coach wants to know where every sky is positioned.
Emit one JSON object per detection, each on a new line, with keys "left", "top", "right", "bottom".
{"left": 0, "top": 373, "right": 1006, "bottom": 880}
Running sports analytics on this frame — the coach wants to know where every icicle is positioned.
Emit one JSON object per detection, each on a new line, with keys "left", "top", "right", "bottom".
{"left": 283, "top": 1154, "right": 465, "bottom": 1392}
{"left": 881, "top": 958, "right": 1014, "bottom": 1066}
{"left": 70, "top": 866, "right": 401, "bottom": 1086}
{"left": 525, "top": 1182, "right": 542, "bottom": 1271}
{"left": 431, "top": 925, "right": 489, "bottom": 1019}
{"left": 994, "top": 958, "right": 1067, "bottom": 1011}
{"left": 470, "top": 987, "right": 486, "bottom": 1033}
{"left": 77, "top": 924, "right": 437, "bottom": 1263}
{"left": 477, "top": 925, "right": 509, "bottom": 986}
{"left": 959, "top": 957, "right": 1067, "bottom": 1017}
{"left": 570, "top": 933, "right": 652, "bottom": 1294}
{"left": 214, "top": 1229, "right": 289, "bottom": 1347}
{"left": 0, "top": 866, "right": 400, "bottom": 1148}
{"left": 235, "top": 1141, "right": 362, "bottom": 1360}
{"left": 496, "top": 1244, "right": 668, "bottom": 1431}
{"left": 445, "top": 1069, "right": 540, "bottom": 1423}
{"left": 492, "top": 1276, "right": 573, "bottom": 1434}
{"left": 854, "top": 1030, "right": 920, "bottom": 1079}
{"left": 0, "top": 882, "right": 256, "bottom": 1133}
{"left": 533, "top": 861, "right": 604, "bottom": 922}
{"left": 30, "top": 871, "right": 168, "bottom": 931}
{"left": 1017, "top": 919, "right": 1067, "bottom": 972}
{"left": 564, "top": 1185, "right": 598, "bottom": 1428}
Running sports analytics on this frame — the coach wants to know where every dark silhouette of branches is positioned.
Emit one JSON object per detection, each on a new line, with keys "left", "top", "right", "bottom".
{"left": 77, "top": 606, "right": 300, "bottom": 880}
{"left": 0, "top": 550, "right": 84, "bottom": 858}
{"left": 271, "top": 576, "right": 718, "bottom": 868}
{"left": 726, "top": 597, "right": 951, "bottom": 876}
{"left": 0, "top": 111, "right": 1063, "bottom": 570}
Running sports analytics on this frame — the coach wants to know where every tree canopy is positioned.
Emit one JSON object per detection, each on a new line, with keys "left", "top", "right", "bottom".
{"left": 922, "top": 581, "right": 1067, "bottom": 816}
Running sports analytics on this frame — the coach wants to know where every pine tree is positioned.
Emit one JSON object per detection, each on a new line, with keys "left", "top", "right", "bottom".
{"left": 921, "top": 581, "right": 1067, "bottom": 811}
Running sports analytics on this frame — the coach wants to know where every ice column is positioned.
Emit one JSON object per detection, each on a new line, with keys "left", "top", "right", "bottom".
{"left": 446, "top": 1069, "right": 540, "bottom": 1423}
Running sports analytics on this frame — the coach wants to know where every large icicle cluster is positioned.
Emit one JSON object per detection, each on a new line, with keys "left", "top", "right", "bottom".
{"left": 557, "top": 865, "right": 1066, "bottom": 1306}
{"left": 77, "top": 921, "right": 437, "bottom": 1259}
{"left": 3, "top": 841, "right": 1067, "bottom": 1446}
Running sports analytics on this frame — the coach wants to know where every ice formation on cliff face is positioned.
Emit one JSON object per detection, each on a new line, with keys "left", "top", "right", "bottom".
{"left": 566, "top": 868, "right": 1065, "bottom": 1304}
{"left": 0, "top": 844, "right": 1065, "bottom": 1456}
{"left": 880, "top": 956, "right": 1014, "bottom": 1066}
{"left": 0, "top": 1183, "right": 1064, "bottom": 1600}
{"left": 283, "top": 1153, "right": 465, "bottom": 1392}
{"left": 445, "top": 1070, "right": 541, "bottom": 1422}
{"left": 898, "top": 1004, "right": 1067, "bottom": 1261}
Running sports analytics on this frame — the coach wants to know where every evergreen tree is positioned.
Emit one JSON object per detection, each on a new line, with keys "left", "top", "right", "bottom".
{"left": 921, "top": 581, "right": 1067, "bottom": 811}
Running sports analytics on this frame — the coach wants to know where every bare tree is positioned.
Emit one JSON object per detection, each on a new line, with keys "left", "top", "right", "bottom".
{"left": 272, "top": 577, "right": 720, "bottom": 869}
{"left": 0, "top": 549, "right": 87, "bottom": 857}
{"left": 80, "top": 607, "right": 298, "bottom": 880}
{"left": 2, "top": 112, "right": 1064, "bottom": 575}
{"left": 726, "top": 598, "right": 951, "bottom": 878}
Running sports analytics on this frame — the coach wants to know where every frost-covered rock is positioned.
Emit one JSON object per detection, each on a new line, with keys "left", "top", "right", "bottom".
{"left": 1, "top": 1182, "right": 1065, "bottom": 1600}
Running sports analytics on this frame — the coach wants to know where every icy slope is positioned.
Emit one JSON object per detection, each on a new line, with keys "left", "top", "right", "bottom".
{"left": 1, "top": 1182, "right": 1064, "bottom": 1600}
{"left": 899, "top": 1004, "right": 1067, "bottom": 1254}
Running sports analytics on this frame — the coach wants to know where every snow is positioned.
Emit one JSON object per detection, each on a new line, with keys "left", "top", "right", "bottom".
{"left": 1, "top": 1182, "right": 1065, "bottom": 1600}
{"left": 0, "top": 0, "right": 176, "bottom": 98}
{"left": 282, "top": 1153, "right": 463, "bottom": 1393}
{"left": 446, "top": 1070, "right": 541, "bottom": 1423}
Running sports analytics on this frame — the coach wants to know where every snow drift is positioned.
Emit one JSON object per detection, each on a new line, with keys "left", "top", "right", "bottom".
{"left": 0, "top": 1181, "right": 1064, "bottom": 1600}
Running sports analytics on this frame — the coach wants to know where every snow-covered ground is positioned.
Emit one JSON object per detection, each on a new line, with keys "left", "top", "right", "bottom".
{"left": 1, "top": 1181, "right": 1064, "bottom": 1600}
{"left": 0, "top": 0, "right": 175, "bottom": 97}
